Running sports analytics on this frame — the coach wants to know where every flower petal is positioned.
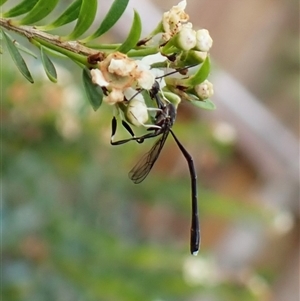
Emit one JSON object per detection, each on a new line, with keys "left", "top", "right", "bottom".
{"left": 90, "top": 69, "right": 109, "bottom": 87}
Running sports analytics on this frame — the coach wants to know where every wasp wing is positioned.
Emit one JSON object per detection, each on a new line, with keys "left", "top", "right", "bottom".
{"left": 129, "top": 130, "right": 169, "bottom": 184}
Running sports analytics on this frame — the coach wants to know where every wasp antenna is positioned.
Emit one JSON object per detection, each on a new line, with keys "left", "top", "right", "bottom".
{"left": 155, "top": 64, "right": 198, "bottom": 80}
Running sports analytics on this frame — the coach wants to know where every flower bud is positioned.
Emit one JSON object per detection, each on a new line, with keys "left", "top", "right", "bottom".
{"left": 125, "top": 98, "right": 149, "bottom": 127}
{"left": 195, "top": 80, "right": 214, "bottom": 99}
{"left": 195, "top": 29, "right": 213, "bottom": 52}
{"left": 174, "top": 25, "right": 196, "bottom": 51}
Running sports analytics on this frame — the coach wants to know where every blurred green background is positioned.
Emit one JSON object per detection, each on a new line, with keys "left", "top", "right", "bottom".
{"left": 1, "top": 0, "right": 299, "bottom": 301}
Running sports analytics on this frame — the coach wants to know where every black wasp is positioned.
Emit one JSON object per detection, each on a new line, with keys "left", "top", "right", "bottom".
{"left": 110, "top": 81, "right": 200, "bottom": 255}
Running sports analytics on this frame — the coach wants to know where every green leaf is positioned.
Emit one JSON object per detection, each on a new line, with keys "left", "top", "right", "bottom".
{"left": 185, "top": 56, "right": 211, "bottom": 86}
{"left": 17, "top": 0, "right": 60, "bottom": 25}
{"left": 63, "top": 0, "right": 97, "bottom": 40}
{"left": 83, "top": 0, "right": 130, "bottom": 42}
{"left": 37, "top": 0, "right": 82, "bottom": 31}
{"left": 117, "top": 10, "right": 142, "bottom": 54}
{"left": 16, "top": 43, "right": 37, "bottom": 58}
{"left": 190, "top": 98, "right": 216, "bottom": 110}
{"left": 2, "top": 0, "right": 39, "bottom": 18}
{"left": 1, "top": 30, "right": 37, "bottom": 58}
{"left": 15, "top": 43, "right": 37, "bottom": 58}
{"left": 82, "top": 68, "right": 103, "bottom": 111}
{"left": 40, "top": 46, "right": 57, "bottom": 83}
{"left": 2, "top": 30, "right": 34, "bottom": 83}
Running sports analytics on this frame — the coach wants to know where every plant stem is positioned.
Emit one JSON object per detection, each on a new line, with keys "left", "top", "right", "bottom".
{"left": 127, "top": 47, "right": 158, "bottom": 57}
{"left": 0, "top": 18, "right": 99, "bottom": 66}
{"left": 0, "top": 17, "right": 163, "bottom": 63}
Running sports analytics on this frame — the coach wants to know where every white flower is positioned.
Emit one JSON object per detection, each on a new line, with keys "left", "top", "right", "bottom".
{"left": 195, "top": 80, "right": 214, "bottom": 99}
{"left": 108, "top": 57, "right": 137, "bottom": 76}
{"left": 91, "top": 68, "right": 125, "bottom": 105}
{"left": 162, "top": 0, "right": 189, "bottom": 41}
{"left": 140, "top": 53, "right": 167, "bottom": 66}
{"left": 90, "top": 69, "right": 109, "bottom": 87}
{"left": 104, "top": 89, "right": 124, "bottom": 105}
{"left": 176, "top": 0, "right": 187, "bottom": 10}
{"left": 135, "top": 60, "right": 156, "bottom": 90}
{"left": 90, "top": 52, "right": 135, "bottom": 97}
{"left": 195, "top": 29, "right": 213, "bottom": 52}
{"left": 123, "top": 87, "right": 144, "bottom": 102}
{"left": 90, "top": 52, "right": 158, "bottom": 105}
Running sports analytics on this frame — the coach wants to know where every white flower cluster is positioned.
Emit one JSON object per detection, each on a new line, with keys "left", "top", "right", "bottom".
{"left": 91, "top": 52, "right": 155, "bottom": 105}
{"left": 89, "top": 1, "right": 214, "bottom": 127}
{"left": 161, "top": 0, "right": 214, "bottom": 99}
{"left": 162, "top": 0, "right": 213, "bottom": 52}
{"left": 91, "top": 52, "right": 166, "bottom": 126}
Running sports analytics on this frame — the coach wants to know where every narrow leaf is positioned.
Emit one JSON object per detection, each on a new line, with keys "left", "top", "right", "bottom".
{"left": 1, "top": 30, "right": 37, "bottom": 58}
{"left": 2, "top": 31, "right": 34, "bottom": 83}
{"left": 190, "top": 98, "right": 216, "bottom": 110}
{"left": 185, "top": 56, "right": 211, "bottom": 86}
{"left": 2, "top": 0, "right": 39, "bottom": 18}
{"left": 41, "top": 46, "right": 57, "bottom": 83}
{"left": 15, "top": 41, "right": 37, "bottom": 58}
{"left": 63, "top": 0, "right": 97, "bottom": 40}
{"left": 18, "top": 0, "right": 60, "bottom": 25}
{"left": 82, "top": 68, "right": 103, "bottom": 111}
{"left": 117, "top": 10, "right": 142, "bottom": 54}
{"left": 37, "top": 0, "right": 82, "bottom": 31}
{"left": 83, "top": 0, "right": 130, "bottom": 42}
